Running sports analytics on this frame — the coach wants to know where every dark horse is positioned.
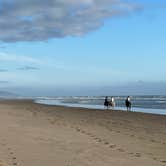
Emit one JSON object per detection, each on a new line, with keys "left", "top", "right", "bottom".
{"left": 104, "top": 100, "right": 109, "bottom": 109}
{"left": 125, "top": 99, "right": 131, "bottom": 111}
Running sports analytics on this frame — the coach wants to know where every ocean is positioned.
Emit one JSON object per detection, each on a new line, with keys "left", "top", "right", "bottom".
{"left": 35, "top": 95, "right": 166, "bottom": 115}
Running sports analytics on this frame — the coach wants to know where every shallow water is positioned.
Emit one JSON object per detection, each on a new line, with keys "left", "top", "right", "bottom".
{"left": 35, "top": 97, "right": 166, "bottom": 115}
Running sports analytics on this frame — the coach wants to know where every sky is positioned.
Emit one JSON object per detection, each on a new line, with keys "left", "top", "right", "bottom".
{"left": 0, "top": 0, "right": 166, "bottom": 96}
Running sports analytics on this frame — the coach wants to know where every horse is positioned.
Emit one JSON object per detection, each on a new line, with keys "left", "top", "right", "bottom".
{"left": 104, "top": 100, "right": 115, "bottom": 109}
{"left": 104, "top": 100, "right": 109, "bottom": 109}
{"left": 108, "top": 100, "right": 115, "bottom": 108}
{"left": 125, "top": 99, "right": 131, "bottom": 111}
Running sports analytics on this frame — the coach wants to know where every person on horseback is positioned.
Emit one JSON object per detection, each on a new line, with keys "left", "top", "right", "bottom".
{"left": 110, "top": 97, "right": 115, "bottom": 108}
{"left": 125, "top": 96, "right": 131, "bottom": 111}
{"left": 104, "top": 96, "right": 109, "bottom": 109}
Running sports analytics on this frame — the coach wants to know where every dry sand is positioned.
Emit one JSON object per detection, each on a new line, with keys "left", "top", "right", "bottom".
{"left": 0, "top": 99, "right": 165, "bottom": 166}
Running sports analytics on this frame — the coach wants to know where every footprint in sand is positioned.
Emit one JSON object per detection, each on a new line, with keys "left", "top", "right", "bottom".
{"left": 76, "top": 128, "right": 81, "bottom": 132}
{"left": 1, "top": 143, "right": 6, "bottom": 146}
{"left": 86, "top": 132, "right": 91, "bottom": 136}
{"left": 73, "top": 127, "right": 116, "bottom": 151}
{"left": 93, "top": 137, "right": 104, "bottom": 144}
{"left": 91, "top": 135, "right": 95, "bottom": 138}
{"left": 12, "top": 156, "right": 19, "bottom": 165}
{"left": 94, "top": 137, "right": 102, "bottom": 143}
{"left": 130, "top": 134, "right": 134, "bottom": 137}
{"left": 117, "top": 148, "right": 125, "bottom": 153}
{"left": 134, "top": 152, "right": 141, "bottom": 157}
{"left": 128, "top": 152, "right": 134, "bottom": 155}
{"left": 92, "top": 135, "right": 113, "bottom": 148}
{"left": 11, "top": 156, "right": 18, "bottom": 166}
{"left": 7, "top": 147, "right": 14, "bottom": 155}
{"left": 161, "top": 160, "right": 166, "bottom": 163}
{"left": 152, "top": 157, "right": 157, "bottom": 161}
{"left": 94, "top": 137, "right": 99, "bottom": 140}
{"left": 109, "top": 144, "right": 116, "bottom": 149}
{"left": 96, "top": 138, "right": 102, "bottom": 143}
{"left": 104, "top": 141, "right": 109, "bottom": 145}
{"left": 150, "top": 139, "right": 157, "bottom": 143}
{"left": 74, "top": 127, "right": 102, "bottom": 144}
{"left": 50, "top": 120, "right": 57, "bottom": 125}
{"left": 6, "top": 147, "right": 19, "bottom": 165}
{"left": 81, "top": 130, "right": 85, "bottom": 134}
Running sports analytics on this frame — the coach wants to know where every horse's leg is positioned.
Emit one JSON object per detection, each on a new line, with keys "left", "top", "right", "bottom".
{"left": 104, "top": 105, "right": 107, "bottom": 110}
{"left": 112, "top": 102, "right": 115, "bottom": 109}
{"left": 107, "top": 102, "right": 110, "bottom": 109}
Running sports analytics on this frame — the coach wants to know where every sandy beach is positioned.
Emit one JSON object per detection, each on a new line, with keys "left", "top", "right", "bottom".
{"left": 0, "top": 99, "right": 165, "bottom": 166}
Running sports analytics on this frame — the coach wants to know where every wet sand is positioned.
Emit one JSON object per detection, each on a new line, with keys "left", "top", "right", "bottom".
{"left": 0, "top": 99, "right": 166, "bottom": 166}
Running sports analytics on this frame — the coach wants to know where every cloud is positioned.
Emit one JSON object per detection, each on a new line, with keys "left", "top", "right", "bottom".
{"left": 17, "top": 66, "right": 39, "bottom": 71}
{"left": 0, "top": 52, "right": 42, "bottom": 64}
{"left": 0, "top": 81, "right": 9, "bottom": 84}
{"left": 0, "top": 0, "right": 141, "bottom": 42}
{"left": 0, "top": 69, "right": 8, "bottom": 72}
{"left": 0, "top": 46, "right": 6, "bottom": 49}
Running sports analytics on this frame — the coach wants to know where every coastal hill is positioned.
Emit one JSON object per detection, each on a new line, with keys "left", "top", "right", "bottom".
{"left": 0, "top": 90, "right": 18, "bottom": 98}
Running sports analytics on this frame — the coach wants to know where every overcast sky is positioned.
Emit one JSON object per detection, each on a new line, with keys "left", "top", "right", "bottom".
{"left": 0, "top": 0, "right": 166, "bottom": 96}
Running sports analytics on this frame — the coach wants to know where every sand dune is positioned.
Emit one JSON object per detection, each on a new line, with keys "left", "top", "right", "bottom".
{"left": 0, "top": 100, "right": 165, "bottom": 166}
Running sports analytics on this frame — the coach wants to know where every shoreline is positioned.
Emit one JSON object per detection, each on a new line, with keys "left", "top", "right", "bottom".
{"left": 0, "top": 99, "right": 166, "bottom": 166}
{"left": 2, "top": 98, "right": 166, "bottom": 116}
{"left": 35, "top": 99, "right": 166, "bottom": 116}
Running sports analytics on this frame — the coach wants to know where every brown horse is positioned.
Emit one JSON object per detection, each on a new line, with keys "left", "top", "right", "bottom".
{"left": 108, "top": 100, "right": 115, "bottom": 108}
{"left": 104, "top": 100, "right": 115, "bottom": 109}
